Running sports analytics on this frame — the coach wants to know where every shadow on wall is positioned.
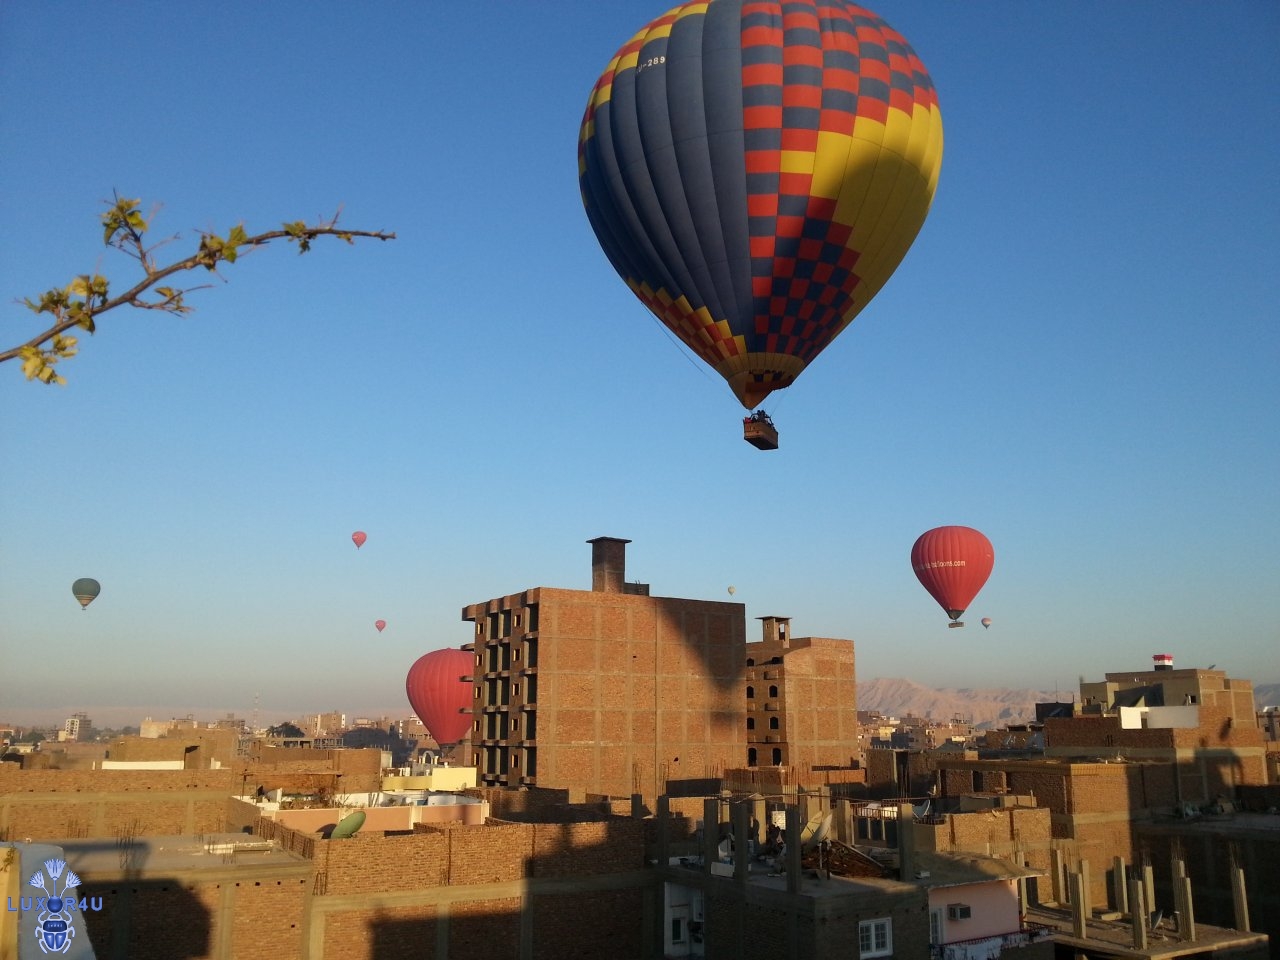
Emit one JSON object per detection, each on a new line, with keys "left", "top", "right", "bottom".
{"left": 357, "top": 815, "right": 651, "bottom": 960}
{"left": 79, "top": 878, "right": 211, "bottom": 960}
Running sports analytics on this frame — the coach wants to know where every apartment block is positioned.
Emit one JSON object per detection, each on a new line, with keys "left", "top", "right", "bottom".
{"left": 461, "top": 538, "right": 746, "bottom": 800}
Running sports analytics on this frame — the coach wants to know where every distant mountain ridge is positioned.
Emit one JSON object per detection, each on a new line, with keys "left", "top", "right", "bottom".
{"left": 857, "top": 677, "right": 1062, "bottom": 731}
{"left": 1256, "top": 683, "right": 1280, "bottom": 709}
{"left": 860, "top": 677, "right": 1280, "bottom": 731}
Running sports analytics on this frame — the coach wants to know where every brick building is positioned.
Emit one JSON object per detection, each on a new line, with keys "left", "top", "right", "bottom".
{"left": 743, "top": 616, "right": 856, "bottom": 772}
{"left": 460, "top": 538, "right": 862, "bottom": 801}
{"left": 460, "top": 537, "right": 746, "bottom": 800}
{"left": 932, "top": 659, "right": 1270, "bottom": 948}
{"left": 1079, "top": 654, "right": 1256, "bottom": 724}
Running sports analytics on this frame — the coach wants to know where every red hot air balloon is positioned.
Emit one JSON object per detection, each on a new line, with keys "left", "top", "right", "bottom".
{"left": 375, "top": 620, "right": 386, "bottom": 633}
{"left": 406, "top": 648, "right": 474, "bottom": 746}
{"left": 351, "top": 531, "right": 367, "bottom": 549}
{"left": 911, "top": 526, "right": 994, "bottom": 625}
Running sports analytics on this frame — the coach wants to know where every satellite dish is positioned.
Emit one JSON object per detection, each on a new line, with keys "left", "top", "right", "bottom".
{"left": 800, "top": 812, "right": 833, "bottom": 851}
{"left": 330, "top": 809, "right": 366, "bottom": 839}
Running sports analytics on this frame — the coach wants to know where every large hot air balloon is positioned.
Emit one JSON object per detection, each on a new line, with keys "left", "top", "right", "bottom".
{"left": 405, "top": 648, "right": 474, "bottom": 747}
{"left": 375, "top": 620, "right": 386, "bottom": 633}
{"left": 71, "top": 578, "right": 100, "bottom": 610}
{"left": 351, "top": 531, "right": 367, "bottom": 549}
{"left": 910, "top": 526, "right": 994, "bottom": 626}
{"left": 579, "top": 1, "right": 943, "bottom": 439}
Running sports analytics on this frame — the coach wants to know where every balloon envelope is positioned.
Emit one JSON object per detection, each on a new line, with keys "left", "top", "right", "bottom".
{"left": 351, "top": 531, "right": 367, "bottom": 549}
{"left": 71, "top": 577, "right": 100, "bottom": 610}
{"left": 727, "top": 586, "right": 736, "bottom": 596}
{"left": 406, "top": 648, "right": 474, "bottom": 746}
{"left": 579, "top": 1, "right": 943, "bottom": 409}
{"left": 981, "top": 618, "right": 992, "bottom": 629}
{"left": 375, "top": 620, "right": 386, "bottom": 633}
{"left": 910, "top": 526, "right": 994, "bottom": 622}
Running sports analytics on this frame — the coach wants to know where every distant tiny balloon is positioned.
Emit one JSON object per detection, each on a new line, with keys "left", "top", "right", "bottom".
{"left": 981, "top": 617, "right": 992, "bottom": 629}
{"left": 727, "top": 586, "right": 736, "bottom": 596}
{"left": 72, "top": 577, "right": 101, "bottom": 610}
{"left": 375, "top": 620, "right": 386, "bottom": 633}
{"left": 352, "top": 531, "right": 367, "bottom": 549}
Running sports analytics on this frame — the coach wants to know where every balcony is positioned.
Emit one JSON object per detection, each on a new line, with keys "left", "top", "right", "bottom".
{"left": 763, "top": 670, "right": 780, "bottom": 680}
{"left": 930, "top": 924, "right": 1055, "bottom": 960}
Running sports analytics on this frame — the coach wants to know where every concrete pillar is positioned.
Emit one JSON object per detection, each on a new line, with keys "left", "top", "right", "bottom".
{"left": 1069, "top": 873, "right": 1087, "bottom": 938}
{"left": 1142, "top": 863, "right": 1155, "bottom": 920}
{"left": 657, "top": 795, "right": 671, "bottom": 866}
{"left": 1112, "top": 856, "right": 1128, "bottom": 914}
{"left": 1231, "top": 865, "right": 1251, "bottom": 932}
{"left": 1178, "top": 876, "right": 1195, "bottom": 941}
{"left": 752, "top": 796, "right": 767, "bottom": 852}
{"left": 898, "top": 803, "right": 915, "bottom": 881}
{"left": 1078, "top": 859, "right": 1091, "bottom": 922}
{"left": 1129, "top": 878, "right": 1148, "bottom": 950}
{"left": 785, "top": 805, "right": 801, "bottom": 895}
{"left": 733, "top": 800, "right": 750, "bottom": 884}
{"left": 835, "top": 798, "right": 849, "bottom": 845}
{"left": 702, "top": 798, "right": 719, "bottom": 874}
{"left": 1051, "top": 847, "right": 1066, "bottom": 904}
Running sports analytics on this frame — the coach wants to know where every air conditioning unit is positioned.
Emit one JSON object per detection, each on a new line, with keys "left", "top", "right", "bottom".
{"left": 947, "top": 903, "right": 971, "bottom": 921}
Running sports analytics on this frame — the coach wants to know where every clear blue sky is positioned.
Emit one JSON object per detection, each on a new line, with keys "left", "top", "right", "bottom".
{"left": 3, "top": 2, "right": 1277, "bottom": 727}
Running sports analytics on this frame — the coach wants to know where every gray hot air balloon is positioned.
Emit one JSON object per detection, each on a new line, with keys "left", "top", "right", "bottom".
{"left": 72, "top": 578, "right": 101, "bottom": 610}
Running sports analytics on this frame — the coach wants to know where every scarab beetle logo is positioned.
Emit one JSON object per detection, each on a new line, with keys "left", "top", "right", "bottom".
{"left": 28, "top": 858, "right": 80, "bottom": 954}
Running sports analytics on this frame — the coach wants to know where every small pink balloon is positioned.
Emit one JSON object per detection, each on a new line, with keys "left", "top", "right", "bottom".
{"left": 352, "top": 531, "right": 367, "bottom": 549}
{"left": 375, "top": 620, "right": 386, "bottom": 633}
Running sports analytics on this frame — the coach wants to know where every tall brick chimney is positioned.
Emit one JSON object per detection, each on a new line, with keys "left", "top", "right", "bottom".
{"left": 588, "top": 537, "right": 630, "bottom": 594}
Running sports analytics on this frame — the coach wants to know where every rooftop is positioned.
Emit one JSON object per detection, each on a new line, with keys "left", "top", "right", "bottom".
{"left": 1026, "top": 902, "right": 1268, "bottom": 958}
{"left": 57, "top": 834, "right": 308, "bottom": 876}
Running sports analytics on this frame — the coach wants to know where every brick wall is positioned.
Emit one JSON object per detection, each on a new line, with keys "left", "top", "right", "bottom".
{"left": 0, "top": 768, "right": 238, "bottom": 840}
{"left": 530, "top": 820, "right": 644, "bottom": 877}
{"left": 322, "top": 903, "right": 439, "bottom": 960}
{"left": 530, "top": 888, "right": 644, "bottom": 960}
{"left": 75, "top": 867, "right": 312, "bottom": 959}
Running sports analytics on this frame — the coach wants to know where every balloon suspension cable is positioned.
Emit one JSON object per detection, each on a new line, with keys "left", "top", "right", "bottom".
{"left": 644, "top": 311, "right": 720, "bottom": 391}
